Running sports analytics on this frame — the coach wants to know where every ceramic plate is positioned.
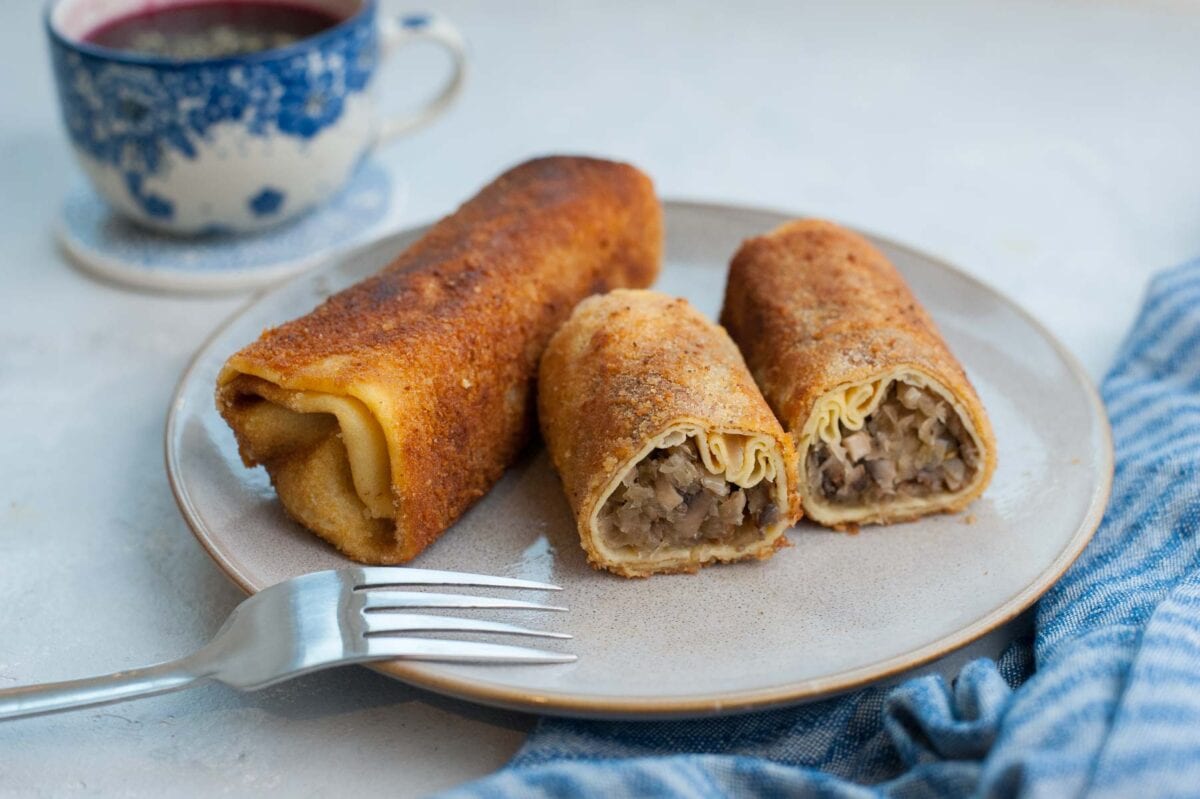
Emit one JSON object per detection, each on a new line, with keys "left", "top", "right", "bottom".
{"left": 167, "top": 201, "right": 1112, "bottom": 719}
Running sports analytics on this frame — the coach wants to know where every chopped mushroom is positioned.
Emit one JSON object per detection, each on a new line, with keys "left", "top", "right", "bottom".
{"left": 600, "top": 439, "right": 779, "bottom": 550}
{"left": 808, "top": 382, "right": 980, "bottom": 505}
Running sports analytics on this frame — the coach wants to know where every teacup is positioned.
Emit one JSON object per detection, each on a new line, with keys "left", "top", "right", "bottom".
{"left": 46, "top": 0, "right": 466, "bottom": 235}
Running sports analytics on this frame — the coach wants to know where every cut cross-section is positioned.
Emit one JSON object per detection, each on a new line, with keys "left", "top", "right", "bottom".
{"left": 599, "top": 438, "right": 783, "bottom": 554}
{"left": 808, "top": 381, "right": 981, "bottom": 504}
{"left": 797, "top": 372, "right": 991, "bottom": 526}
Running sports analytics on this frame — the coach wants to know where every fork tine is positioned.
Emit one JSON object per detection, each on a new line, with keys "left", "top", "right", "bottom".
{"left": 351, "top": 567, "right": 561, "bottom": 592}
{"left": 363, "top": 637, "right": 576, "bottom": 664}
{"left": 359, "top": 612, "right": 571, "bottom": 639}
{"left": 359, "top": 591, "right": 566, "bottom": 612}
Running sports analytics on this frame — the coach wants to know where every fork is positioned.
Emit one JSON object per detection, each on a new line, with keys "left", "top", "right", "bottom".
{"left": 0, "top": 567, "right": 573, "bottom": 721}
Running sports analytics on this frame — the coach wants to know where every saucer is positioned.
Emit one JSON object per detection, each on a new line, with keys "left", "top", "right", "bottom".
{"left": 57, "top": 160, "right": 401, "bottom": 293}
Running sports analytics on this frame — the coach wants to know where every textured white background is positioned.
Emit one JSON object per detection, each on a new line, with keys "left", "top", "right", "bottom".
{"left": 1, "top": 0, "right": 1198, "bottom": 795}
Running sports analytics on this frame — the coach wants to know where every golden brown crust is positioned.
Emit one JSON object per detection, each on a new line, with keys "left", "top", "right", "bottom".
{"left": 539, "top": 289, "right": 800, "bottom": 577}
{"left": 595, "top": 536, "right": 791, "bottom": 579}
{"left": 720, "top": 219, "right": 996, "bottom": 526}
{"left": 216, "top": 156, "right": 662, "bottom": 563}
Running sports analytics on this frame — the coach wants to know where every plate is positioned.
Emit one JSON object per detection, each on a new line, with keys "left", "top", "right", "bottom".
{"left": 166, "top": 201, "right": 1112, "bottom": 719}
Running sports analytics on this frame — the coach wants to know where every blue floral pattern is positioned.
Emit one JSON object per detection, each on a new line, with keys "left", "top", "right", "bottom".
{"left": 48, "top": 7, "right": 377, "bottom": 221}
{"left": 59, "top": 159, "right": 395, "bottom": 288}
{"left": 249, "top": 187, "right": 285, "bottom": 217}
{"left": 124, "top": 173, "right": 174, "bottom": 219}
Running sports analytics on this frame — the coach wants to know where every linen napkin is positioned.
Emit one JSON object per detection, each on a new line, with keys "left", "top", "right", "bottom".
{"left": 444, "top": 259, "right": 1200, "bottom": 799}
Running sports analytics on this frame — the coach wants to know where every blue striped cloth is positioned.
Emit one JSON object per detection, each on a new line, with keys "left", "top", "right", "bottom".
{"left": 444, "top": 260, "right": 1200, "bottom": 799}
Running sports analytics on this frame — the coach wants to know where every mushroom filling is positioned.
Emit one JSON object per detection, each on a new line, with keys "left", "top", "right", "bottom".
{"left": 598, "top": 440, "right": 780, "bottom": 551}
{"left": 808, "top": 382, "right": 980, "bottom": 504}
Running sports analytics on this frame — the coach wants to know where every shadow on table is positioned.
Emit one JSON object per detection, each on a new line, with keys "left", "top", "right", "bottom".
{"left": 232, "top": 666, "right": 534, "bottom": 732}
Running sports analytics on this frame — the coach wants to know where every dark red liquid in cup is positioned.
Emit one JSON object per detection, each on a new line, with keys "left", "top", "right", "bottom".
{"left": 83, "top": 1, "right": 344, "bottom": 58}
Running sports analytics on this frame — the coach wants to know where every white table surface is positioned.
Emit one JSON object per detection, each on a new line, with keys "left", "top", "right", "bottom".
{"left": 2, "top": 0, "right": 1198, "bottom": 795}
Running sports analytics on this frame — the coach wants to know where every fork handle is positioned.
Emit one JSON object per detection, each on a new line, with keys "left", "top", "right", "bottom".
{"left": 0, "top": 660, "right": 203, "bottom": 721}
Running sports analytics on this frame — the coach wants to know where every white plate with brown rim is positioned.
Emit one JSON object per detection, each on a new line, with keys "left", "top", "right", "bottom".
{"left": 166, "top": 201, "right": 1113, "bottom": 719}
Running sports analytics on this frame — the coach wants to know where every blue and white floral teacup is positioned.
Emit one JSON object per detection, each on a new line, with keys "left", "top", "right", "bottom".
{"left": 46, "top": 0, "right": 466, "bottom": 235}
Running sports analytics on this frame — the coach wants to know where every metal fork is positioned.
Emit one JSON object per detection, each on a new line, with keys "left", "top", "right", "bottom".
{"left": 0, "top": 567, "right": 573, "bottom": 721}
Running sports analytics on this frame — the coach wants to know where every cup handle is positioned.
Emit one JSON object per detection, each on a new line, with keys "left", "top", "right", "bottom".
{"left": 374, "top": 12, "right": 468, "bottom": 146}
